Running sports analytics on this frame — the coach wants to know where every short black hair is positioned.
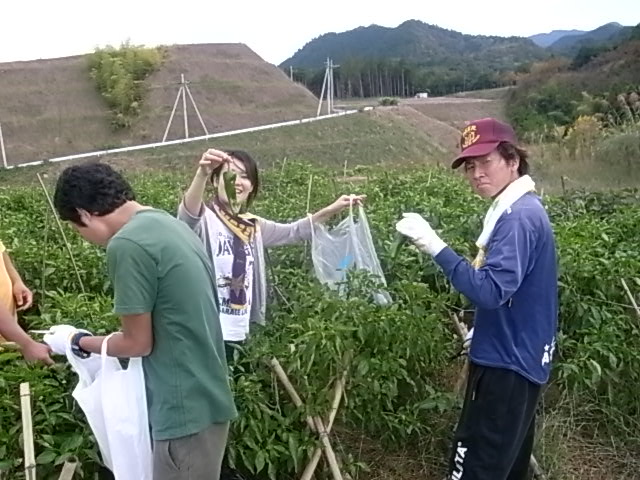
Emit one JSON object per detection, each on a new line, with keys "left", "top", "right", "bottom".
{"left": 54, "top": 162, "right": 136, "bottom": 225}
{"left": 210, "top": 149, "right": 260, "bottom": 207}
{"left": 497, "top": 142, "right": 530, "bottom": 176}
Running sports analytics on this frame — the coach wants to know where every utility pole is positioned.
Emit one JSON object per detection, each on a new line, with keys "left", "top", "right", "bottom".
{"left": 316, "top": 58, "right": 340, "bottom": 117}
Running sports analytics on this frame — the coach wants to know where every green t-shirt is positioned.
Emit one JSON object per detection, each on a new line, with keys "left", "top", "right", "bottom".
{"left": 106, "top": 209, "right": 237, "bottom": 441}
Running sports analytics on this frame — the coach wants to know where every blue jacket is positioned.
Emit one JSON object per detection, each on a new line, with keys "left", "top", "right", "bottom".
{"left": 435, "top": 193, "right": 558, "bottom": 385}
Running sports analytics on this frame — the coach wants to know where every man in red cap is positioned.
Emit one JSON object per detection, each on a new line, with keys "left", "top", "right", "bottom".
{"left": 396, "top": 118, "right": 558, "bottom": 479}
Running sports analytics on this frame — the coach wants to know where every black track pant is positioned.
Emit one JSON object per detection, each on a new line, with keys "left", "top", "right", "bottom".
{"left": 447, "top": 363, "right": 541, "bottom": 480}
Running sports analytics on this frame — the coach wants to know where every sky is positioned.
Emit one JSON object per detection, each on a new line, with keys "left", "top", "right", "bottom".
{"left": 2, "top": 0, "right": 639, "bottom": 66}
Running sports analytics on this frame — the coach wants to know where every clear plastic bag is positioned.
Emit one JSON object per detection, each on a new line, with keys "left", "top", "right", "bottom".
{"left": 311, "top": 203, "right": 391, "bottom": 305}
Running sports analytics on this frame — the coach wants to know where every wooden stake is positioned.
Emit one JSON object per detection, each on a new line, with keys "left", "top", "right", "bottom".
{"left": 181, "top": 74, "right": 189, "bottom": 139}
{"left": 162, "top": 85, "right": 183, "bottom": 142}
{"left": 0, "top": 123, "right": 8, "bottom": 169}
{"left": 269, "top": 358, "right": 344, "bottom": 480}
{"left": 20, "top": 383, "right": 36, "bottom": 480}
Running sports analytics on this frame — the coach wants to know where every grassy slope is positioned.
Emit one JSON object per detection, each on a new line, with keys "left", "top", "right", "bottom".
{"left": 0, "top": 44, "right": 317, "bottom": 166}
{"left": 3, "top": 104, "right": 635, "bottom": 193}
{"left": 0, "top": 109, "right": 457, "bottom": 187}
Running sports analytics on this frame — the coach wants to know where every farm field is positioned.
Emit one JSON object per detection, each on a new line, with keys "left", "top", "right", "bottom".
{"left": 1, "top": 141, "right": 639, "bottom": 478}
{"left": 1, "top": 39, "right": 639, "bottom": 478}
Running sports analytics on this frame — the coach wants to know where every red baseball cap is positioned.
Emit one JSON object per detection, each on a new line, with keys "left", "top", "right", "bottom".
{"left": 451, "top": 118, "right": 518, "bottom": 169}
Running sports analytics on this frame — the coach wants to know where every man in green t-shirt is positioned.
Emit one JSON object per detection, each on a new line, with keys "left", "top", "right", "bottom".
{"left": 45, "top": 162, "right": 237, "bottom": 480}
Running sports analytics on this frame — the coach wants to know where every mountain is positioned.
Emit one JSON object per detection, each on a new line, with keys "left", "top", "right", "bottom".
{"left": 549, "top": 22, "right": 632, "bottom": 54}
{"left": 528, "top": 30, "right": 585, "bottom": 48}
{"left": 280, "top": 20, "right": 547, "bottom": 70}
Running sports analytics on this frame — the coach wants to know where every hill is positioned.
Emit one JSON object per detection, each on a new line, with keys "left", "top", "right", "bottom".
{"left": 281, "top": 20, "right": 547, "bottom": 70}
{"left": 549, "top": 22, "right": 632, "bottom": 54}
{"left": 281, "top": 20, "right": 548, "bottom": 98}
{"left": 505, "top": 28, "right": 640, "bottom": 133}
{"left": 0, "top": 44, "right": 318, "bottom": 167}
{"left": 528, "top": 29, "right": 585, "bottom": 47}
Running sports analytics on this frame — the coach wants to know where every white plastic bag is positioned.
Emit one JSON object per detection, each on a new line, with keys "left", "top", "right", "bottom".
{"left": 67, "top": 333, "right": 153, "bottom": 480}
{"left": 311, "top": 203, "right": 391, "bottom": 305}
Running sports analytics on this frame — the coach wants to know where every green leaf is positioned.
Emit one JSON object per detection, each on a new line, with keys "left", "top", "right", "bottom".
{"left": 288, "top": 435, "right": 299, "bottom": 472}
{"left": 357, "top": 360, "right": 369, "bottom": 376}
{"left": 255, "top": 450, "right": 266, "bottom": 473}
{"left": 223, "top": 170, "right": 240, "bottom": 215}
{"left": 36, "top": 450, "right": 57, "bottom": 465}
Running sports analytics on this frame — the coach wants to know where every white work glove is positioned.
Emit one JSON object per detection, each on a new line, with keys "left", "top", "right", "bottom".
{"left": 395, "top": 213, "right": 447, "bottom": 256}
{"left": 463, "top": 327, "right": 474, "bottom": 351}
{"left": 43, "top": 325, "right": 84, "bottom": 355}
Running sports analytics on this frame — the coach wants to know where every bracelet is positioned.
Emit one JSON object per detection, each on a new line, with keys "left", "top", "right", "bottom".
{"left": 70, "top": 332, "right": 93, "bottom": 359}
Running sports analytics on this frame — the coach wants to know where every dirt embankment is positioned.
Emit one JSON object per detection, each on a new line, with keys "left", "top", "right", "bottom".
{"left": 0, "top": 44, "right": 318, "bottom": 166}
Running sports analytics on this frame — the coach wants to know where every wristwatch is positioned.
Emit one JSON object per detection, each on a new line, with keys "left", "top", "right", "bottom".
{"left": 70, "top": 331, "right": 93, "bottom": 359}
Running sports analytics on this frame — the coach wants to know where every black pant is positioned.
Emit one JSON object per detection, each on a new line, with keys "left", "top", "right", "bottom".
{"left": 224, "top": 340, "right": 245, "bottom": 364}
{"left": 447, "top": 363, "right": 541, "bottom": 480}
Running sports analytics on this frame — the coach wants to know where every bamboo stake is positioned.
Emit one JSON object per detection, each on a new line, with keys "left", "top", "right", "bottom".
{"left": 450, "top": 312, "right": 469, "bottom": 397}
{"left": 58, "top": 460, "right": 78, "bottom": 480}
{"left": 20, "top": 383, "right": 36, "bottom": 480}
{"left": 454, "top": 361, "right": 469, "bottom": 397}
{"left": 300, "top": 370, "right": 347, "bottom": 480}
{"left": 36, "top": 173, "right": 85, "bottom": 294}
{"left": 305, "top": 174, "right": 314, "bottom": 214}
{"left": 269, "top": 358, "right": 344, "bottom": 480}
{"left": 450, "top": 312, "right": 468, "bottom": 339}
{"left": 41, "top": 208, "right": 50, "bottom": 309}
{"left": 303, "top": 174, "right": 314, "bottom": 261}
{"left": 277, "top": 157, "right": 289, "bottom": 197}
{"left": 621, "top": 278, "right": 640, "bottom": 319}
{"left": 529, "top": 454, "right": 546, "bottom": 480}
{"left": 280, "top": 156, "right": 288, "bottom": 176}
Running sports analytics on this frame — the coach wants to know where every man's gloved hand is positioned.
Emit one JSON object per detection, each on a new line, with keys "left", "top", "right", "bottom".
{"left": 43, "top": 325, "right": 90, "bottom": 355}
{"left": 463, "top": 327, "right": 474, "bottom": 351}
{"left": 395, "top": 213, "right": 447, "bottom": 256}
